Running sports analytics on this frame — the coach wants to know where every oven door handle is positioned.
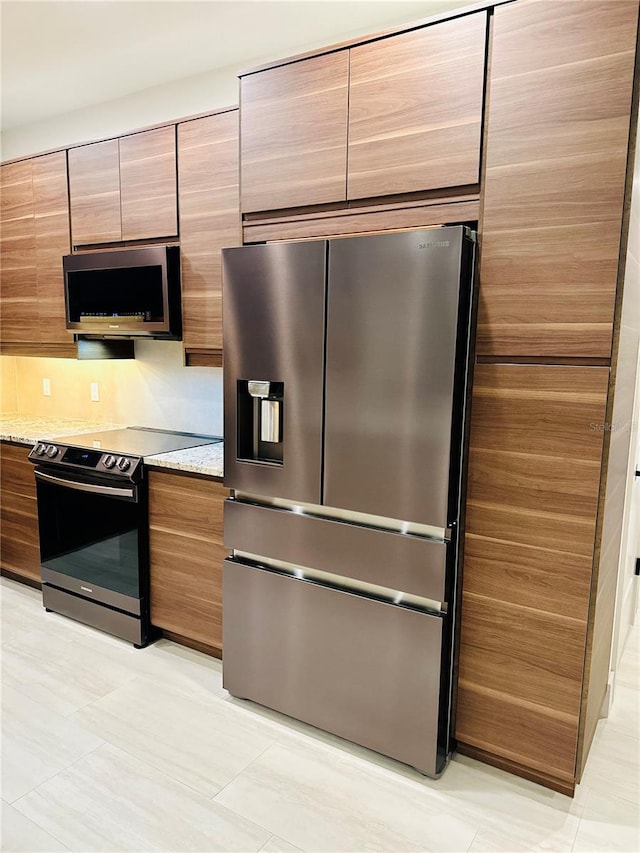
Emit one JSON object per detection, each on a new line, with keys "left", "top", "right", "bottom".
{"left": 34, "top": 469, "right": 136, "bottom": 499}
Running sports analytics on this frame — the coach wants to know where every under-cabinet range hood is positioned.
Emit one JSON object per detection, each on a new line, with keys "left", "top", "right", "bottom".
{"left": 63, "top": 245, "right": 182, "bottom": 340}
{"left": 222, "top": 226, "right": 477, "bottom": 778}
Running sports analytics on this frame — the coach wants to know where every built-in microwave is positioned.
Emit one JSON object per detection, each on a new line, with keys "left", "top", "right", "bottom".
{"left": 63, "top": 245, "right": 182, "bottom": 339}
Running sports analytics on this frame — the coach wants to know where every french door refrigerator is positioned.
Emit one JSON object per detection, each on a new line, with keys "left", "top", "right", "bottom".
{"left": 222, "top": 225, "right": 476, "bottom": 777}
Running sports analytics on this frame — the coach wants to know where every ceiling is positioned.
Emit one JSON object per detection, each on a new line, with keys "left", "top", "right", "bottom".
{"left": 1, "top": 0, "right": 464, "bottom": 131}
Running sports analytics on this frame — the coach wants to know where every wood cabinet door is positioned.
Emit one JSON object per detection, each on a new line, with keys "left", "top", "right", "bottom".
{"left": 347, "top": 13, "right": 487, "bottom": 201}
{"left": 119, "top": 126, "right": 178, "bottom": 241}
{"left": 0, "top": 442, "right": 40, "bottom": 583}
{"left": 178, "top": 111, "right": 239, "bottom": 357}
{"left": 240, "top": 52, "right": 349, "bottom": 213}
{"left": 148, "top": 470, "right": 228, "bottom": 651}
{"left": 32, "top": 152, "right": 72, "bottom": 344}
{"left": 477, "top": 0, "right": 639, "bottom": 358}
{"left": 456, "top": 364, "right": 609, "bottom": 789}
{"left": 0, "top": 161, "right": 38, "bottom": 344}
{"left": 68, "top": 139, "right": 121, "bottom": 245}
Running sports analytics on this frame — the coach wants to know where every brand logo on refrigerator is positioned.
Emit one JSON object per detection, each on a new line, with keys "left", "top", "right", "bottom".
{"left": 419, "top": 241, "right": 450, "bottom": 249}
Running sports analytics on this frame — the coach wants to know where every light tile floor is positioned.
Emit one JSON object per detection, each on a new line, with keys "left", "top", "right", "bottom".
{"left": 1, "top": 576, "right": 638, "bottom": 852}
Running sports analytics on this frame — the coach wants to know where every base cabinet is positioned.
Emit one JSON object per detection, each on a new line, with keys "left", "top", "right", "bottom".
{"left": 148, "top": 469, "right": 228, "bottom": 654}
{"left": 0, "top": 442, "right": 40, "bottom": 583}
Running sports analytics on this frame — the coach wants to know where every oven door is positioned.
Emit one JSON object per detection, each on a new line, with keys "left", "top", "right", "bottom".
{"left": 34, "top": 467, "right": 146, "bottom": 614}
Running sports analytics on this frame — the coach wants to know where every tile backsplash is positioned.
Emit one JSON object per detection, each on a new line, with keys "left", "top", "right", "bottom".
{"left": 2, "top": 341, "right": 223, "bottom": 436}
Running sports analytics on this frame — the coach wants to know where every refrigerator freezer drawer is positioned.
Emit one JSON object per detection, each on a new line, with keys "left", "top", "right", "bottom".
{"left": 224, "top": 499, "right": 448, "bottom": 604}
{"left": 223, "top": 559, "right": 447, "bottom": 776}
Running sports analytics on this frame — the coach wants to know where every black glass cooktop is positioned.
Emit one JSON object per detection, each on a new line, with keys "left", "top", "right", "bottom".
{"left": 52, "top": 427, "right": 222, "bottom": 458}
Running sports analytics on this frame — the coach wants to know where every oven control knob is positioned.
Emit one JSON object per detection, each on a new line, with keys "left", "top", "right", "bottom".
{"left": 36, "top": 442, "right": 47, "bottom": 456}
{"left": 46, "top": 444, "right": 59, "bottom": 458}
{"left": 104, "top": 455, "right": 116, "bottom": 469}
{"left": 117, "top": 456, "right": 131, "bottom": 472}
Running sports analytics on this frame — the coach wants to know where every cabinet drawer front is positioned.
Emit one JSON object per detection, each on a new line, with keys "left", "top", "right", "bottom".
{"left": 348, "top": 12, "right": 486, "bottom": 200}
{"left": 224, "top": 499, "right": 448, "bottom": 604}
{"left": 223, "top": 559, "right": 445, "bottom": 776}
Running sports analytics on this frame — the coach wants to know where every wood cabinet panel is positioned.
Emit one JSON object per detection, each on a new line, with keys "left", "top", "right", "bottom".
{"left": 456, "top": 364, "right": 610, "bottom": 789}
{"left": 0, "top": 443, "right": 40, "bottom": 583}
{"left": 240, "top": 52, "right": 349, "bottom": 212}
{"left": 148, "top": 470, "right": 228, "bottom": 652}
{"left": 347, "top": 13, "right": 486, "bottom": 200}
{"left": 68, "top": 139, "right": 121, "bottom": 245}
{"left": 178, "top": 111, "right": 239, "bottom": 354}
{"left": 32, "top": 152, "right": 71, "bottom": 344}
{"left": 119, "top": 126, "right": 178, "bottom": 241}
{"left": 0, "top": 161, "right": 38, "bottom": 344}
{"left": 477, "top": 0, "right": 638, "bottom": 357}
{"left": 1, "top": 155, "right": 73, "bottom": 352}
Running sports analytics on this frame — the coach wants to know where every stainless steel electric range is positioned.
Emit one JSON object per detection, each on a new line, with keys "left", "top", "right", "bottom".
{"left": 28, "top": 427, "right": 222, "bottom": 647}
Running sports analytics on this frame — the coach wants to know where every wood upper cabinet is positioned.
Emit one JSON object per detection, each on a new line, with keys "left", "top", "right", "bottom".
{"left": 0, "top": 442, "right": 40, "bottom": 583}
{"left": 477, "top": 0, "right": 639, "bottom": 358}
{"left": 0, "top": 161, "right": 38, "bottom": 344}
{"left": 456, "top": 364, "right": 610, "bottom": 792}
{"left": 178, "top": 110, "right": 239, "bottom": 360}
{"left": 68, "top": 140, "right": 120, "bottom": 245}
{"left": 32, "top": 152, "right": 73, "bottom": 345}
{"left": 68, "top": 126, "right": 178, "bottom": 246}
{"left": 347, "top": 12, "right": 487, "bottom": 200}
{"left": 1, "top": 153, "right": 72, "bottom": 351}
{"left": 148, "top": 469, "right": 228, "bottom": 653}
{"left": 119, "top": 126, "right": 178, "bottom": 241}
{"left": 240, "top": 52, "right": 349, "bottom": 213}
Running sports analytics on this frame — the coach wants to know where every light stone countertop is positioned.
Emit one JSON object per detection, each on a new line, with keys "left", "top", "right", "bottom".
{"left": 145, "top": 442, "right": 224, "bottom": 479}
{"left": 0, "top": 413, "right": 125, "bottom": 446}
{"left": 0, "top": 413, "right": 225, "bottom": 479}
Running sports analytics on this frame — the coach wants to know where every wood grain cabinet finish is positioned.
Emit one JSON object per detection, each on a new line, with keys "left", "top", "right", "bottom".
{"left": 347, "top": 12, "right": 487, "bottom": 200}
{"left": 178, "top": 110, "right": 239, "bottom": 360}
{"left": 148, "top": 470, "right": 228, "bottom": 653}
{"left": 32, "top": 152, "right": 73, "bottom": 344}
{"left": 0, "top": 160, "right": 38, "bottom": 344}
{"left": 240, "top": 52, "right": 349, "bottom": 213}
{"left": 119, "top": 126, "right": 178, "bottom": 241}
{"left": 68, "top": 139, "right": 121, "bottom": 245}
{"left": 1, "top": 153, "right": 72, "bottom": 351}
{"left": 477, "top": 0, "right": 639, "bottom": 358}
{"left": 456, "top": 364, "right": 610, "bottom": 790}
{"left": 0, "top": 442, "right": 40, "bottom": 583}
{"left": 68, "top": 127, "right": 178, "bottom": 245}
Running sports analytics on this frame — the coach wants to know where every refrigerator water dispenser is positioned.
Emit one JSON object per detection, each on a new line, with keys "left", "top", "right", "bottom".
{"left": 237, "top": 380, "right": 284, "bottom": 464}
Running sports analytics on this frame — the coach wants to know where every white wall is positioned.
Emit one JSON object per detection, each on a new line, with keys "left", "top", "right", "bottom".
{"left": 8, "top": 342, "right": 223, "bottom": 436}
{"left": 611, "top": 112, "right": 640, "bottom": 673}
{"left": 1, "top": 61, "right": 242, "bottom": 161}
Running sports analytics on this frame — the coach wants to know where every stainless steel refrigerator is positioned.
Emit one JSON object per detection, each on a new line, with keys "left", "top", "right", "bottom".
{"left": 222, "top": 225, "right": 476, "bottom": 777}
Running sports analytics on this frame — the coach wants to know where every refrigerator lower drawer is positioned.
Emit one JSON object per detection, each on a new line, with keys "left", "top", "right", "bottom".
{"left": 224, "top": 499, "right": 448, "bottom": 604}
{"left": 223, "top": 558, "right": 447, "bottom": 777}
